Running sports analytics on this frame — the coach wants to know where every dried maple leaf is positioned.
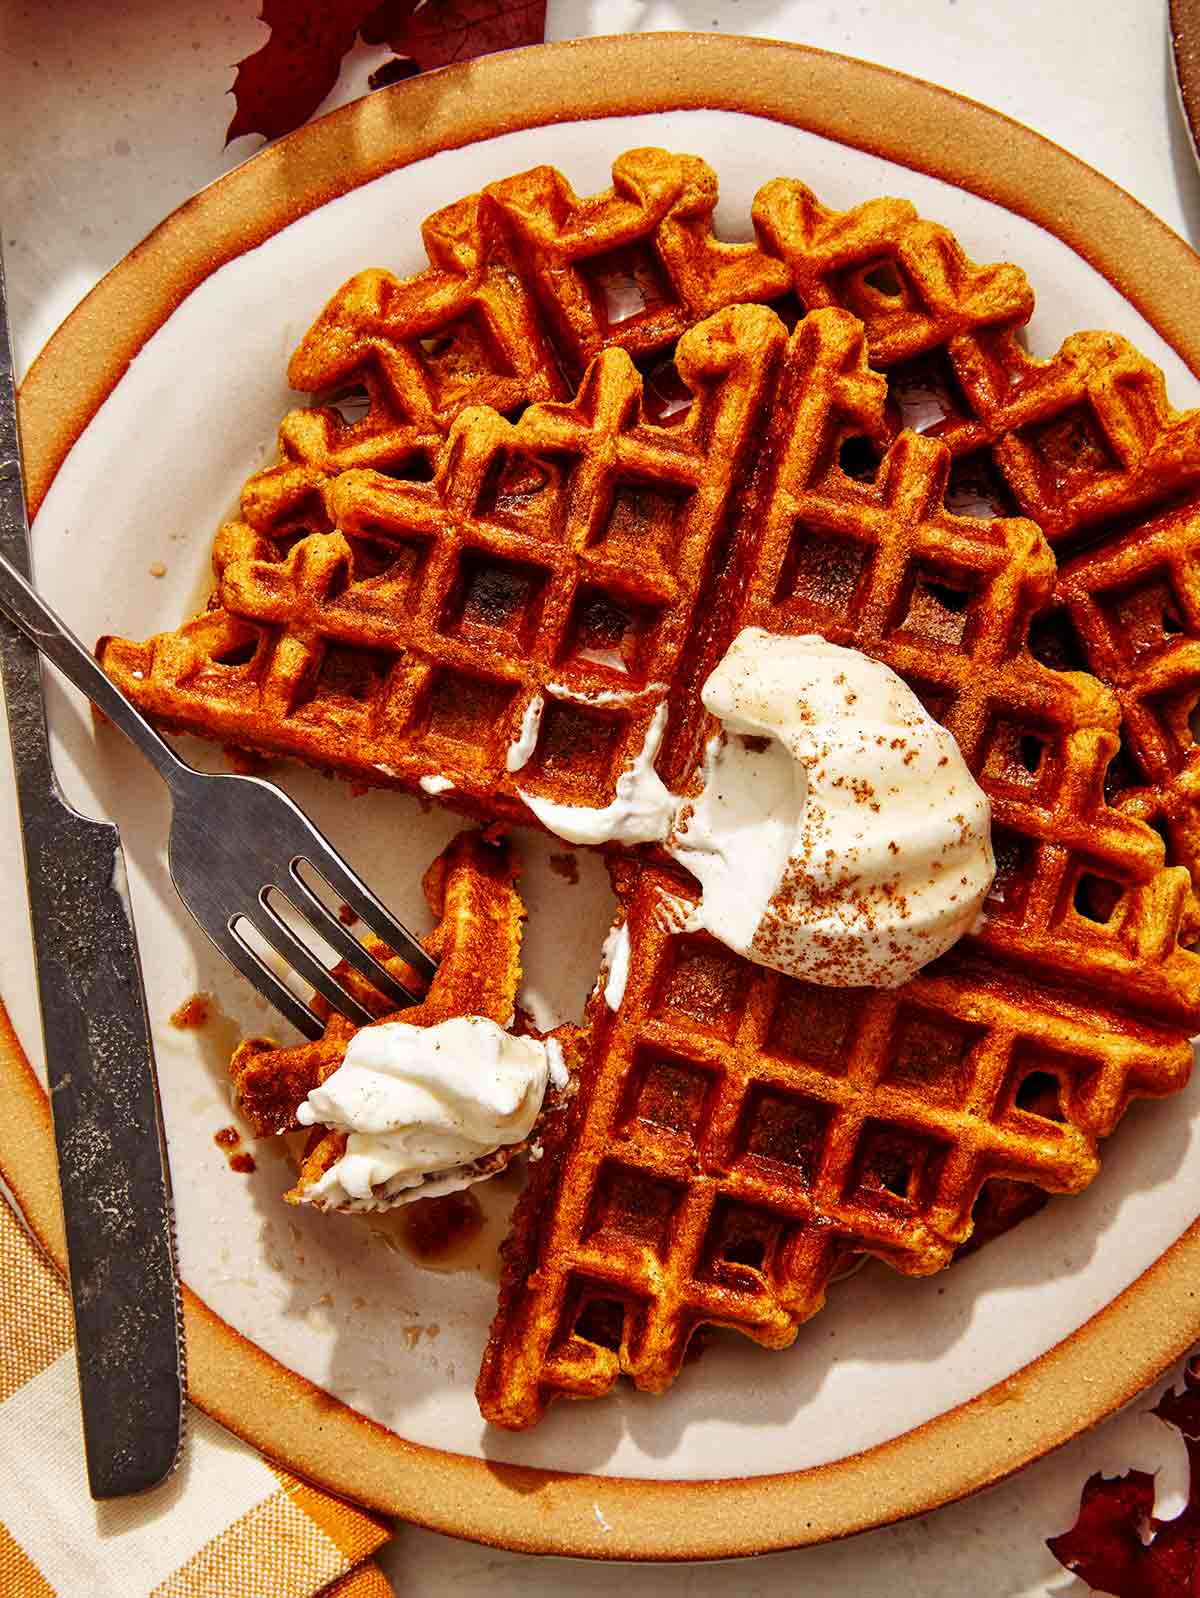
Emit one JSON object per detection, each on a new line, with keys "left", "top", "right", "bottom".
{"left": 227, "top": 1, "right": 368, "bottom": 143}
{"left": 1048, "top": 1357, "right": 1200, "bottom": 1596}
{"left": 227, "top": 0, "right": 546, "bottom": 144}
{"left": 363, "top": 0, "right": 547, "bottom": 71}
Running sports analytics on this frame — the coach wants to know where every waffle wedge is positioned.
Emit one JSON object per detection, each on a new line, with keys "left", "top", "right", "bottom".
{"left": 474, "top": 308, "right": 1200, "bottom": 1426}
{"left": 102, "top": 304, "right": 781, "bottom": 820}
{"left": 118, "top": 302, "right": 1200, "bottom": 1416}
{"left": 477, "top": 864, "right": 1191, "bottom": 1427}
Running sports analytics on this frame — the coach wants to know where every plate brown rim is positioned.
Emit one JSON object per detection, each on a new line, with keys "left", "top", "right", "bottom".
{"left": 6, "top": 31, "right": 1200, "bottom": 1561}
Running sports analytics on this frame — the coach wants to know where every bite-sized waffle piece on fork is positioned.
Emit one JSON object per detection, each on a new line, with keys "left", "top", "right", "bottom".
{"left": 477, "top": 865, "right": 1194, "bottom": 1429}
{"left": 229, "top": 829, "right": 565, "bottom": 1209}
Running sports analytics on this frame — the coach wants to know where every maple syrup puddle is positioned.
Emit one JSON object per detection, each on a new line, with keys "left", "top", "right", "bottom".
{"left": 171, "top": 992, "right": 209, "bottom": 1028}
{"left": 403, "top": 1190, "right": 485, "bottom": 1261}
{"left": 549, "top": 850, "right": 580, "bottom": 884}
{"left": 256, "top": 1139, "right": 505, "bottom": 1278}
{"left": 364, "top": 1164, "right": 523, "bottom": 1281}
{"left": 366, "top": 1190, "right": 490, "bottom": 1273}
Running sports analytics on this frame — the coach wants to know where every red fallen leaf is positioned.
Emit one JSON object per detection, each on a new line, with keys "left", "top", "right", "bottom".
{"left": 1048, "top": 1357, "right": 1200, "bottom": 1596}
{"left": 227, "top": 0, "right": 546, "bottom": 145}
{"left": 227, "top": 1, "right": 369, "bottom": 143}
{"left": 363, "top": 0, "right": 547, "bottom": 72}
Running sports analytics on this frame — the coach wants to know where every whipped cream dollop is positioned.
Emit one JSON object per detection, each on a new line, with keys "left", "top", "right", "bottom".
{"left": 296, "top": 1016, "right": 561, "bottom": 1211}
{"left": 668, "top": 629, "right": 994, "bottom": 988}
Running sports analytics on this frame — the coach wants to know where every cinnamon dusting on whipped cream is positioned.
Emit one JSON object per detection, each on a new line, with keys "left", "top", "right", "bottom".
{"left": 667, "top": 630, "right": 994, "bottom": 988}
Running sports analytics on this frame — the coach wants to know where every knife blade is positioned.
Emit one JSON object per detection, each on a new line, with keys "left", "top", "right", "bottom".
{"left": 0, "top": 253, "right": 184, "bottom": 1497}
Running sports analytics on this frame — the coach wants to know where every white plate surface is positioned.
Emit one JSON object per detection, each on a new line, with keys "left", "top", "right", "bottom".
{"left": 2, "top": 106, "right": 1198, "bottom": 1483}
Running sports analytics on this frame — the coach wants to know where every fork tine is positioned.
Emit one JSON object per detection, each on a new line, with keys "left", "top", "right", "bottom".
{"left": 206, "top": 915, "right": 326, "bottom": 1042}
{"left": 292, "top": 850, "right": 436, "bottom": 982}
{"left": 250, "top": 893, "right": 376, "bottom": 1029}
{"left": 286, "top": 873, "right": 425, "bottom": 1010}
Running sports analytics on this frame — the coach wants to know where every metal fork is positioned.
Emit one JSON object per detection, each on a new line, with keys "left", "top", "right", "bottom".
{"left": 0, "top": 548, "right": 434, "bottom": 1039}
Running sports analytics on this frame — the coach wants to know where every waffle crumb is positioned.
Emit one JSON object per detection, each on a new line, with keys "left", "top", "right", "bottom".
{"left": 170, "top": 993, "right": 209, "bottom": 1029}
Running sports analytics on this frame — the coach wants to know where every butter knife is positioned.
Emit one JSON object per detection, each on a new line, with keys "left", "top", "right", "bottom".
{"left": 0, "top": 252, "right": 184, "bottom": 1497}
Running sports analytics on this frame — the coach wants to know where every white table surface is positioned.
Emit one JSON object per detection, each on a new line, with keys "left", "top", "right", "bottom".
{"left": 2, "top": 1, "right": 1197, "bottom": 1591}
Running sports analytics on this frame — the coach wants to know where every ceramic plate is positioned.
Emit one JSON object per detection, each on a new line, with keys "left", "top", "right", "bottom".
{"left": 4, "top": 33, "right": 1200, "bottom": 1560}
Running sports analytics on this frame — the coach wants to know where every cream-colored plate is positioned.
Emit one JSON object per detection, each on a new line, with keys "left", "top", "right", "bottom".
{"left": 4, "top": 33, "right": 1200, "bottom": 1560}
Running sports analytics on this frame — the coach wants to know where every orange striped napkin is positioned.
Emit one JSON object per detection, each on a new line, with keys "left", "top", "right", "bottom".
{"left": 0, "top": 1193, "right": 394, "bottom": 1598}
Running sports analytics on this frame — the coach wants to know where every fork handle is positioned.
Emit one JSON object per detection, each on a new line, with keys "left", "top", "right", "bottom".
{"left": 0, "top": 549, "right": 188, "bottom": 784}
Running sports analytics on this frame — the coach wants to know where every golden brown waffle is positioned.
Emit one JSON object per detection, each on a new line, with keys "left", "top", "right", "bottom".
{"left": 230, "top": 829, "right": 541, "bottom": 1207}
{"left": 110, "top": 298, "right": 1200, "bottom": 1410}
{"left": 94, "top": 149, "right": 1200, "bottom": 1423}
{"left": 720, "top": 309, "right": 1200, "bottom": 1027}
{"left": 101, "top": 305, "right": 781, "bottom": 820}
{"left": 97, "top": 150, "right": 1031, "bottom": 790}
{"left": 119, "top": 304, "right": 1199, "bottom": 1025}
{"left": 100, "top": 150, "right": 1200, "bottom": 904}
{"left": 474, "top": 308, "right": 1200, "bottom": 1427}
{"left": 477, "top": 863, "right": 1191, "bottom": 1427}
{"left": 751, "top": 181, "right": 1200, "bottom": 905}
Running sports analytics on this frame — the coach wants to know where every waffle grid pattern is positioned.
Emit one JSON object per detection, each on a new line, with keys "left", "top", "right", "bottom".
{"left": 730, "top": 310, "right": 1200, "bottom": 1024}
{"left": 104, "top": 306, "right": 784, "bottom": 817}
{"left": 93, "top": 148, "right": 1200, "bottom": 1423}
{"left": 104, "top": 149, "right": 1200, "bottom": 899}
{"left": 477, "top": 867, "right": 1191, "bottom": 1426}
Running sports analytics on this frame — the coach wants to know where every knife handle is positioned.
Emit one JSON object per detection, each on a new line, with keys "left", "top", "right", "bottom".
{"left": 0, "top": 548, "right": 187, "bottom": 787}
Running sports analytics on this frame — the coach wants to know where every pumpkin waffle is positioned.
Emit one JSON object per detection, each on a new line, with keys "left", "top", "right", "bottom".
{"left": 112, "top": 303, "right": 1200, "bottom": 1397}
{"left": 477, "top": 865, "right": 1191, "bottom": 1427}
{"left": 230, "top": 829, "right": 565, "bottom": 1208}
{"left": 719, "top": 308, "right": 1200, "bottom": 1027}
{"left": 96, "top": 149, "right": 1032, "bottom": 806}
{"left": 100, "top": 304, "right": 780, "bottom": 822}
{"left": 99, "top": 150, "right": 1200, "bottom": 908}
{"left": 474, "top": 310, "right": 1200, "bottom": 1427}
{"left": 93, "top": 150, "right": 1200, "bottom": 1424}
{"left": 752, "top": 183, "right": 1200, "bottom": 912}
{"left": 108, "top": 303, "right": 1200, "bottom": 1027}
